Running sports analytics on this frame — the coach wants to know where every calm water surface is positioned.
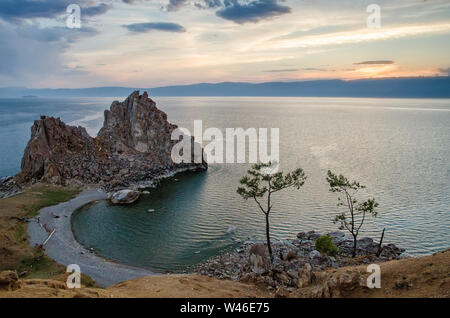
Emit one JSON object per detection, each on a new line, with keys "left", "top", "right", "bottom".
{"left": 1, "top": 96, "right": 449, "bottom": 272}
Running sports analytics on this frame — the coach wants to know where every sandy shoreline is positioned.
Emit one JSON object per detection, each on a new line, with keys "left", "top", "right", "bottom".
{"left": 27, "top": 188, "right": 156, "bottom": 287}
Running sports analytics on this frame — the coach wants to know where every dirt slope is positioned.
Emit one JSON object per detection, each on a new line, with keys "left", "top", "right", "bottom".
{"left": 292, "top": 249, "right": 450, "bottom": 298}
{"left": 1, "top": 250, "right": 448, "bottom": 298}
{"left": 0, "top": 274, "right": 271, "bottom": 298}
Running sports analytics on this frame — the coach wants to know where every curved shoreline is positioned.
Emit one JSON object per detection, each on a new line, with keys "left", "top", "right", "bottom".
{"left": 27, "top": 188, "right": 156, "bottom": 288}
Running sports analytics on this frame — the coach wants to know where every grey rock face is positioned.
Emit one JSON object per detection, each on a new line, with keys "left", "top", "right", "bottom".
{"left": 97, "top": 91, "right": 178, "bottom": 164}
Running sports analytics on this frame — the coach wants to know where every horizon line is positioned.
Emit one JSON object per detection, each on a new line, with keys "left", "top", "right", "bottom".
{"left": 1, "top": 75, "right": 448, "bottom": 91}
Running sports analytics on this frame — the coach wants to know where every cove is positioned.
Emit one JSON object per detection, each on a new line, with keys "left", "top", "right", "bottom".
{"left": 71, "top": 168, "right": 242, "bottom": 273}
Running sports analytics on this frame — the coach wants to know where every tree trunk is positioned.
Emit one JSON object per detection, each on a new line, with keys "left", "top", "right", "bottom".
{"left": 352, "top": 234, "right": 357, "bottom": 258}
{"left": 265, "top": 213, "right": 273, "bottom": 262}
{"left": 376, "top": 228, "right": 385, "bottom": 257}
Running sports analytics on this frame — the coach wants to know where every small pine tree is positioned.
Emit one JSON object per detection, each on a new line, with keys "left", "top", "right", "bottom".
{"left": 237, "top": 162, "right": 307, "bottom": 262}
{"left": 326, "top": 170, "right": 378, "bottom": 257}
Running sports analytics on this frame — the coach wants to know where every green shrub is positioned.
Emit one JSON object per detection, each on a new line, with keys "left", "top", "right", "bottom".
{"left": 315, "top": 235, "right": 338, "bottom": 257}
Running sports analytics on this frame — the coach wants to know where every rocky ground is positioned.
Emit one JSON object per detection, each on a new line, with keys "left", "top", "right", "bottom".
{"left": 1, "top": 250, "right": 448, "bottom": 298}
{"left": 0, "top": 176, "right": 22, "bottom": 199}
{"left": 192, "top": 230, "right": 405, "bottom": 293}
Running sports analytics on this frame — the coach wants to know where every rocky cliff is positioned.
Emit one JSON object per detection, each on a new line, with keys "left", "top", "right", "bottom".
{"left": 13, "top": 91, "right": 206, "bottom": 190}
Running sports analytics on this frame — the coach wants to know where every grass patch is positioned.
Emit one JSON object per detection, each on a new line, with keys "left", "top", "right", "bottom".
{"left": 0, "top": 184, "right": 100, "bottom": 287}
{"left": 21, "top": 186, "right": 81, "bottom": 218}
{"left": 17, "top": 248, "right": 98, "bottom": 287}
{"left": 17, "top": 248, "right": 66, "bottom": 279}
{"left": 14, "top": 223, "right": 26, "bottom": 243}
{"left": 81, "top": 273, "right": 97, "bottom": 288}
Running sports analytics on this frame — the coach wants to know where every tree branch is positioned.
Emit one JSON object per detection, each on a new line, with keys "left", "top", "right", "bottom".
{"left": 253, "top": 196, "right": 266, "bottom": 215}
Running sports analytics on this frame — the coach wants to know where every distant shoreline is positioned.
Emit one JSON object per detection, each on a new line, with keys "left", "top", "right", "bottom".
{"left": 2, "top": 77, "right": 449, "bottom": 98}
{"left": 2, "top": 95, "right": 450, "bottom": 101}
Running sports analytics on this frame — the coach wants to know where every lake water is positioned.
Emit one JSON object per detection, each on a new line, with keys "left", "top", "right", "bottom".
{"left": 1, "top": 96, "right": 449, "bottom": 272}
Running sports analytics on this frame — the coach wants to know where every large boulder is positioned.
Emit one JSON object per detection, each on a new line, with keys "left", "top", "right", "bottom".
{"left": 110, "top": 190, "right": 140, "bottom": 204}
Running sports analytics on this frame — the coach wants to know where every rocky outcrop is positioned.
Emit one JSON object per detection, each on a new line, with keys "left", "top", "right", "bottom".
{"left": 17, "top": 116, "right": 105, "bottom": 185}
{"left": 13, "top": 91, "right": 207, "bottom": 190}
{"left": 193, "top": 230, "right": 405, "bottom": 291}
{"left": 110, "top": 190, "right": 140, "bottom": 204}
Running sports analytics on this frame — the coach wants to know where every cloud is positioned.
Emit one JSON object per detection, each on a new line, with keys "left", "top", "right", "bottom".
{"left": 83, "top": 3, "right": 112, "bottom": 17}
{"left": 216, "top": 0, "right": 291, "bottom": 24}
{"left": 166, "top": 0, "right": 189, "bottom": 12}
{"left": 18, "top": 25, "right": 99, "bottom": 43}
{"left": 123, "top": 22, "right": 186, "bottom": 33}
{"left": 0, "top": 0, "right": 69, "bottom": 20}
{"left": 264, "top": 69, "right": 298, "bottom": 73}
{"left": 195, "top": 0, "right": 223, "bottom": 9}
{"left": 0, "top": 20, "right": 97, "bottom": 86}
{"left": 354, "top": 60, "right": 395, "bottom": 65}
{"left": 0, "top": 0, "right": 111, "bottom": 22}
{"left": 302, "top": 67, "right": 327, "bottom": 71}
{"left": 438, "top": 67, "right": 450, "bottom": 76}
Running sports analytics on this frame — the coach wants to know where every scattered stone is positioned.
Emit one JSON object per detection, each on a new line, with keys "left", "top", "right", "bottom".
{"left": 328, "top": 231, "right": 346, "bottom": 244}
{"left": 282, "top": 250, "right": 298, "bottom": 261}
{"left": 358, "top": 237, "right": 374, "bottom": 248}
{"left": 191, "top": 230, "right": 405, "bottom": 291}
{"left": 394, "top": 278, "right": 413, "bottom": 290}
{"left": 306, "top": 230, "right": 321, "bottom": 241}
{"left": 309, "top": 250, "right": 321, "bottom": 259}
{"left": 0, "top": 271, "right": 19, "bottom": 291}
{"left": 248, "top": 244, "right": 270, "bottom": 274}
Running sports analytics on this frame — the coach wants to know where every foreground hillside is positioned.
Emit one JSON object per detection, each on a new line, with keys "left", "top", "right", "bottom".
{"left": 1, "top": 249, "right": 448, "bottom": 298}
{"left": 0, "top": 183, "right": 448, "bottom": 298}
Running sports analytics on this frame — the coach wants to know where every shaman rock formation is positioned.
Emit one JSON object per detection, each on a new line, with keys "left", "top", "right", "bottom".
{"left": 15, "top": 91, "right": 207, "bottom": 189}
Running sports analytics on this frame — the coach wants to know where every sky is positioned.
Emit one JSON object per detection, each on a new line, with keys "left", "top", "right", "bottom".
{"left": 0, "top": 0, "right": 449, "bottom": 88}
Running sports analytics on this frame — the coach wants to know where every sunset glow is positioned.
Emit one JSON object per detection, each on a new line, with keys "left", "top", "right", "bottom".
{"left": 0, "top": 0, "right": 449, "bottom": 88}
